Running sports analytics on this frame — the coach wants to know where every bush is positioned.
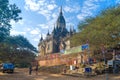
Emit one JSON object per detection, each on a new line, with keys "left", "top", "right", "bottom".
{"left": 94, "top": 62, "right": 105, "bottom": 74}
{"left": 15, "top": 63, "right": 30, "bottom": 68}
{"left": 80, "top": 64, "right": 86, "bottom": 68}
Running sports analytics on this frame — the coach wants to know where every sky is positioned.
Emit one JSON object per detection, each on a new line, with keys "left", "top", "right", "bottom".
{"left": 9, "top": 0, "right": 120, "bottom": 49}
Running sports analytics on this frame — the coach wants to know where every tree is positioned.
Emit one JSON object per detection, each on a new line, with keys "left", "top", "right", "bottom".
{"left": 71, "top": 5, "right": 120, "bottom": 51}
{"left": 5, "top": 35, "right": 37, "bottom": 51}
{"left": 78, "top": 17, "right": 95, "bottom": 31}
{"left": 0, "top": 35, "right": 37, "bottom": 67}
{"left": 0, "top": 0, "right": 22, "bottom": 42}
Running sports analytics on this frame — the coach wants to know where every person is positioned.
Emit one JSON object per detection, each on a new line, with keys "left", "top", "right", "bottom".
{"left": 75, "top": 65, "right": 79, "bottom": 72}
{"left": 35, "top": 64, "right": 39, "bottom": 75}
{"left": 63, "top": 67, "right": 66, "bottom": 74}
{"left": 29, "top": 65, "right": 32, "bottom": 75}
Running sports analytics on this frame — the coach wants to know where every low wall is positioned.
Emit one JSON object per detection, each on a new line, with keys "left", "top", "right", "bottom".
{"left": 38, "top": 54, "right": 89, "bottom": 67}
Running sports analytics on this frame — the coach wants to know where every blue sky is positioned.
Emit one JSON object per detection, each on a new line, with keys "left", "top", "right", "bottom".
{"left": 9, "top": 0, "right": 120, "bottom": 48}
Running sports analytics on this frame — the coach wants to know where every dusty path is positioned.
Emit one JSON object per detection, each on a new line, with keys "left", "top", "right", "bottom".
{"left": 0, "top": 68, "right": 120, "bottom": 80}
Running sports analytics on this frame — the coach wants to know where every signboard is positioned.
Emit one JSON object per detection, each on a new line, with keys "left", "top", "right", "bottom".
{"left": 81, "top": 44, "right": 89, "bottom": 50}
{"left": 60, "top": 49, "right": 65, "bottom": 53}
{"left": 64, "top": 44, "right": 89, "bottom": 54}
{"left": 107, "top": 60, "right": 113, "bottom": 67}
{"left": 85, "top": 67, "right": 92, "bottom": 73}
{"left": 115, "top": 55, "right": 120, "bottom": 60}
{"left": 64, "top": 46, "right": 82, "bottom": 54}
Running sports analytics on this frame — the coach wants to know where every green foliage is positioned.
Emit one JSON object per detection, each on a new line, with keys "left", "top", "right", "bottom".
{"left": 0, "top": 0, "right": 36, "bottom": 67}
{"left": 0, "top": 0, "right": 22, "bottom": 42}
{"left": 5, "top": 35, "right": 37, "bottom": 52}
{"left": 78, "top": 17, "right": 95, "bottom": 31}
{"left": 0, "top": 35, "right": 37, "bottom": 67}
{"left": 80, "top": 64, "right": 86, "bottom": 68}
{"left": 15, "top": 62, "right": 30, "bottom": 68}
{"left": 94, "top": 62, "right": 104, "bottom": 71}
{"left": 71, "top": 5, "right": 120, "bottom": 51}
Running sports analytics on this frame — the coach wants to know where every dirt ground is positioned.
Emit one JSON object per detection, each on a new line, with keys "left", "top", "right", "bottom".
{"left": 0, "top": 68, "right": 120, "bottom": 80}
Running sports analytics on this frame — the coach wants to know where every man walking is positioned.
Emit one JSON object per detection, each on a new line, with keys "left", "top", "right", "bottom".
{"left": 35, "top": 64, "right": 39, "bottom": 75}
{"left": 29, "top": 65, "right": 32, "bottom": 75}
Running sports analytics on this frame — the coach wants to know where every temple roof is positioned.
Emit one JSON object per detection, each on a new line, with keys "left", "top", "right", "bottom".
{"left": 56, "top": 6, "right": 66, "bottom": 28}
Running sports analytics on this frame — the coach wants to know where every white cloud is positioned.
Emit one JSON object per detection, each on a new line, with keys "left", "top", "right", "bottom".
{"left": 37, "top": 24, "right": 49, "bottom": 29}
{"left": 10, "top": 19, "right": 24, "bottom": 28}
{"left": 38, "top": 10, "right": 51, "bottom": 20}
{"left": 47, "top": 4, "right": 57, "bottom": 10}
{"left": 10, "top": 30, "right": 26, "bottom": 35}
{"left": 33, "top": 38, "right": 39, "bottom": 42}
{"left": 10, "top": 20, "right": 16, "bottom": 27}
{"left": 52, "top": 13, "right": 57, "bottom": 19}
{"left": 64, "top": 6, "right": 72, "bottom": 12}
{"left": 116, "top": 0, "right": 120, "bottom": 4}
{"left": 66, "top": 22, "right": 74, "bottom": 27}
{"left": 17, "top": 20, "right": 24, "bottom": 25}
{"left": 64, "top": 5, "right": 80, "bottom": 13}
{"left": 24, "top": 0, "right": 57, "bottom": 21}
{"left": 37, "top": 12, "right": 57, "bottom": 32}
{"left": 24, "top": 0, "right": 40, "bottom": 11}
{"left": 26, "top": 28, "right": 31, "bottom": 31}
{"left": 77, "top": 14, "right": 86, "bottom": 21}
{"left": 77, "top": 0, "right": 100, "bottom": 21}
{"left": 10, "top": 19, "right": 26, "bottom": 36}
{"left": 30, "top": 28, "right": 40, "bottom": 35}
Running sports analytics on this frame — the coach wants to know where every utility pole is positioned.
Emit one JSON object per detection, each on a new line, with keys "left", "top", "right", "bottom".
{"left": 86, "top": 40, "right": 91, "bottom": 76}
{"left": 112, "top": 50, "right": 116, "bottom": 74}
{"left": 86, "top": 40, "right": 90, "bottom": 65}
{"left": 101, "top": 45, "right": 108, "bottom": 80}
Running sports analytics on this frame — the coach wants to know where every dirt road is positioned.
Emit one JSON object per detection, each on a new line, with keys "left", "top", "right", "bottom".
{"left": 0, "top": 68, "right": 120, "bottom": 80}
